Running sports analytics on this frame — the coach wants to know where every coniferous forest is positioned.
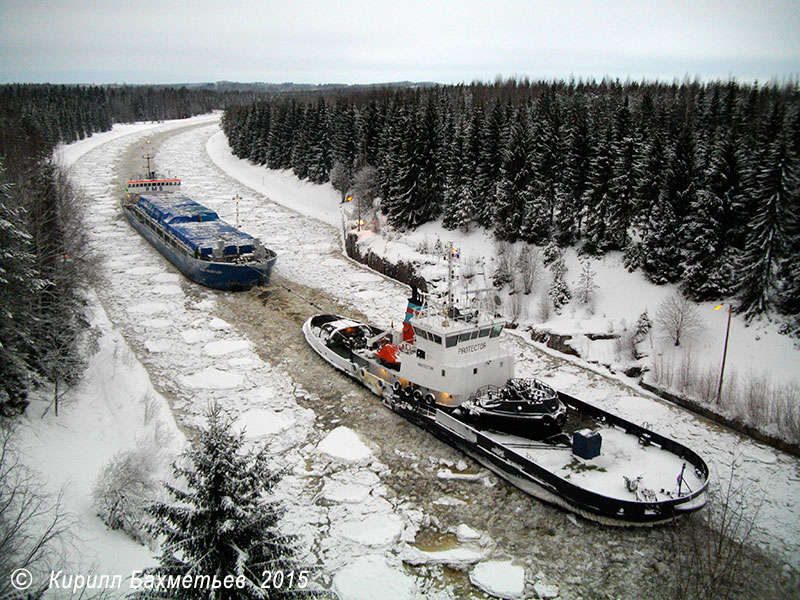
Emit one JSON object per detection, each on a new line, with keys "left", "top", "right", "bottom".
{"left": 221, "top": 79, "right": 800, "bottom": 330}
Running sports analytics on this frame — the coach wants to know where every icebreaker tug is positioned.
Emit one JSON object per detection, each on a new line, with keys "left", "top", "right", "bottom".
{"left": 303, "top": 245, "right": 709, "bottom": 524}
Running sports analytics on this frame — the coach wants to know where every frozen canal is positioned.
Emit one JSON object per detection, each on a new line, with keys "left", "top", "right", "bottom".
{"left": 62, "top": 115, "right": 800, "bottom": 599}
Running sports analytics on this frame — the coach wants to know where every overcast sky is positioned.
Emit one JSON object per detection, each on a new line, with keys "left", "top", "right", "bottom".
{"left": 1, "top": 0, "right": 798, "bottom": 85}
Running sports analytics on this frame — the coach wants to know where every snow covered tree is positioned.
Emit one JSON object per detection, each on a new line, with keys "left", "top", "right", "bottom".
{"left": 737, "top": 120, "right": 797, "bottom": 319}
{"left": 492, "top": 242, "right": 513, "bottom": 289}
{"left": 516, "top": 244, "right": 542, "bottom": 295}
{"left": 495, "top": 109, "right": 535, "bottom": 241}
{"left": 582, "top": 122, "right": 615, "bottom": 254}
{"left": 681, "top": 131, "right": 741, "bottom": 300}
{"left": 0, "top": 161, "right": 41, "bottom": 416}
{"left": 575, "top": 259, "right": 598, "bottom": 304}
{"left": 656, "top": 293, "right": 705, "bottom": 347}
{"left": 132, "top": 404, "right": 300, "bottom": 600}
{"left": 93, "top": 444, "right": 163, "bottom": 546}
{"left": 548, "top": 255, "right": 571, "bottom": 313}
{"left": 634, "top": 310, "right": 653, "bottom": 344}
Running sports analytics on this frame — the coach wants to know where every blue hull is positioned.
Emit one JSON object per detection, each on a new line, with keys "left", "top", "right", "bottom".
{"left": 123, "top": 207, "right": 276, "bottom": 291}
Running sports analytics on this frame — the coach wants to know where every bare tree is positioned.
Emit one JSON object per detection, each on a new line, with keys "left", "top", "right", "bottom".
{"left": 663, "top": 455, "right": 769, "bottom": 600}
{"left": 329, "top": 160, "right": 353, "bottom": 201}
{"left": 351, "top": 165, "right": 379, "bottom": 229}
{"left": 516, "top": 245, "right": 543, "bottom": 295}
{"left": 656, "top": 292, "right": 706, "bottom": 346}
{"left": 0, "top": 424, "right": 72, "bottom": 599}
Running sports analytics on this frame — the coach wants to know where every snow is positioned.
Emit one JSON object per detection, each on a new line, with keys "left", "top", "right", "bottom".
{"left": 333, "top": 555, "right": 418, "bottom": 600}
{"left": 401, "top": 545, "right": 488, "bottom": 567}
{"left": 456, "top": 524, "right": 482, "bottom": 542}
{"left": 233, "top": 409, "right": 293, "bottom": 438}
{"left": 320, "top": 480, "right": 372, "bottom": 504}
{"left": 206, "top": 131, "right": 342, "bottom": 227}
{"left": 180, "top": 328, "right": 216, "bottom": 344}
{"left": 17, "top": 291, "right": 184, "bottom": 588}
{"left": 337, "top": 512, "right": 404, "bottom": 547}
{"left": 317, "top": 426, "right": 373, "bottom": 462}
{"left": 469, "top": 560, "right": 526, "bottom": 599}
{"left": 533, "top": 580, "right": 561, "bottom": 599}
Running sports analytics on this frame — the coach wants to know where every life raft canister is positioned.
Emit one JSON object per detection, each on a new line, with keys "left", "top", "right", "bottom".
{"left": 376, "top": 342, "right": 400, "bottom": 364}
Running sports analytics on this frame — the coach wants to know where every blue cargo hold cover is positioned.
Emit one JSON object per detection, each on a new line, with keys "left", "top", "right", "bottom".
{"left": 136, "top": 195, "right": 219, "bottom": 225}
{"left": 169, "top": 221, "right": 255, "bottom": 256}
{"left": 135, "top": 194, "right": 254, "bottom": 256}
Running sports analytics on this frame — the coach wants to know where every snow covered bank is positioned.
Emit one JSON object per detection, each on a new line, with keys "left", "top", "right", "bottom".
{"left": 18, "top": 291, "right": 184, "bottom": 592}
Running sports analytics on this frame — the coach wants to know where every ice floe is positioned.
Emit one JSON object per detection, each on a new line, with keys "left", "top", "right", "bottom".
{"left": 469, "top": 560, "right": 526, "bottom": 599}
{"left": 317, "top": 426, "right": 373, "bottom": 462}
{"left": 179, "top": 367, "right": 245, "bottom": 390}
{"left": 203, "top": 339, "right": 251, "bottom": 356}
{"left": 333, "top": 555, "right": 417, "bottom": 600}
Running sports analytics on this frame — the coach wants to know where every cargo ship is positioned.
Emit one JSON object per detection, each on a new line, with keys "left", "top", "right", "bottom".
{"left": 303, "top": 246, "right": 709, "bottom": 525}
{"left": 122, "top": 154, "right": 276, "bottom": 291}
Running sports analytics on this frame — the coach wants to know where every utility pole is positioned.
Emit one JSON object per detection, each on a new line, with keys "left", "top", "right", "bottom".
{"left": 714, "top": 304, "right": 732, "bottom": 402}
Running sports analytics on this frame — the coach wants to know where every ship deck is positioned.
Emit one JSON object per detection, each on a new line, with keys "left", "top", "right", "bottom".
{"left": 482, "top": 425, "right": 704, "bottom": 503}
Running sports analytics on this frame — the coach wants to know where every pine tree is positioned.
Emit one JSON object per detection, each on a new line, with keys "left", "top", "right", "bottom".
{"left": 0, "top": 160, "right": 41, "bottom": 415}
{"left": 575, "top": 259, "right": 598, "bottom": 304}
{"left": 582, "top": 121, "right": 615, "bottom": 254}
{"left": 548, "top": 255, "right": 571, "bottom": 313}
{"left": 737, "top": 120, "right": 796, "bottom": 319}
{"left": 681, "top": 131, "right": 741, "bottom": 299}
{"left": 495, "top": 109, "right": 535, "bottom": 241}
{"left": 634, "top": 310, "right": 653, "bottom": 344}
{"left": 559, "top": 99, "right": 592, "bottom": 244}
{"left": 132, "top": 405, "right": 299, "bottom": 600}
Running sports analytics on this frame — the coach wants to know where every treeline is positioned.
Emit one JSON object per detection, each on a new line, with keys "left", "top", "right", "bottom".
{"left": 0, "top": 83, "right": 257, "bottom": 416}
{"left": 221, "top": 78, "right": 800, "bottom": 328}
{"left": 0, "top": 83, "right": 263, "bottom": 170}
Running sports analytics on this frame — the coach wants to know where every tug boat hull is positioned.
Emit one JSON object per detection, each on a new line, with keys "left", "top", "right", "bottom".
{"left": 304, "top": 313, "right": 710, "bottom": 526}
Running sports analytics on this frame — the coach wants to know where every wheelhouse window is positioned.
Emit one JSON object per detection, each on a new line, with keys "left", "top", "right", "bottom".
{"left": 489, "top": 325, "right": 503, "bottom": 338}
{"left": 446, "top": 335, "right": 458, "bottom": 348}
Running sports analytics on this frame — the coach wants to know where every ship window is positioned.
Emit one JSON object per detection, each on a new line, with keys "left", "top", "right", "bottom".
{"left": 458, "top": 332, "right": 471, "bottom": 343}
{"left": 416, "top": 349, "right": 426, "bottom": 359}
{"left": 489, "top": 325, "right": 503, "bottom": 338}
{"left": 441, "top": 369, "right": 446, "bottom": 377}
{"left": 446, "top": 335, "right": 458, "bottom": 348}
{"left": 479, "top": 328, "right": 490, "bottom": 338}
{"left": 470, "top": 331, "right": 479, "bottom": 340}
{"left": 473, "top": 368, "right": 478, "bottom": 375}
{"left": 416, "top": 329, "right": 428, "bottom": 341}
{"left": 432, "top": 334, "right": 442, "bottom": 345}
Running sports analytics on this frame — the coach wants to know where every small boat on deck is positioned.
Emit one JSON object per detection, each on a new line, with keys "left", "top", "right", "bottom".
{"left": 122, "top": 153, "right": 276, "bottom": 291}
{"left": 303, "top": 245, "right": 709, "bottom": 525}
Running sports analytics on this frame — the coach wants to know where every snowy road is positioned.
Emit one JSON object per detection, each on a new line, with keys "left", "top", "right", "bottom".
{"left": 59, "top": 114, "right": 800, "bottom": 598}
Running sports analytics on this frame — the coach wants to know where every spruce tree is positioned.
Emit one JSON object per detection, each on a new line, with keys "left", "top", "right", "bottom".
{"left": 495, "top": 109, "right": 535, "bottom": 241}
{"left": 737, "top": 125, "right": 796, "bottom": 318}
{"left": 132, "top": 405, "right": 300, "bottom": 600}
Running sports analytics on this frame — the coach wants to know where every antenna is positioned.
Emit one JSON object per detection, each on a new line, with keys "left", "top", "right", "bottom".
{"left": 233, "top": 194, "right": 241, "bottom": 229}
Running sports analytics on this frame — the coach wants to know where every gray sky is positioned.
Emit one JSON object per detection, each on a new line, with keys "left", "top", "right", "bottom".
{"left": 1, "top": 0, "right": 799, "bottom": 84}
